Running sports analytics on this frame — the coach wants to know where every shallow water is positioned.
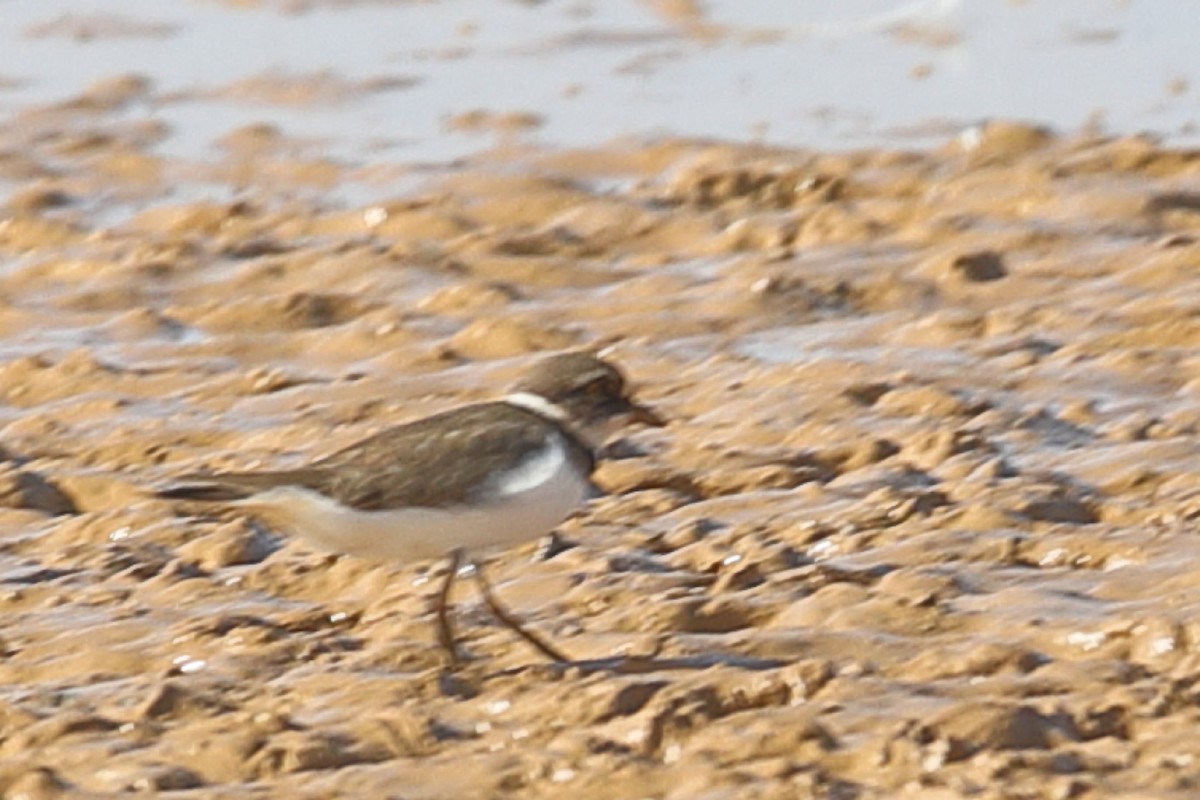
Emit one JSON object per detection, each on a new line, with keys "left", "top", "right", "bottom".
{"left": 1, "top": 0, "right": 1196, "bottom": 168}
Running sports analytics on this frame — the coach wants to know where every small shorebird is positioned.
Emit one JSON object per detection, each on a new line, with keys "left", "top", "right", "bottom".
{"left": 158, "top": 352, "right": 663, "bottom": 664}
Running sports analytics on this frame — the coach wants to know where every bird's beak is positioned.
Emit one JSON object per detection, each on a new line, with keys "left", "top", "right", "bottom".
{"left": 628, "top": 399, "right": 666, "bottom": 427}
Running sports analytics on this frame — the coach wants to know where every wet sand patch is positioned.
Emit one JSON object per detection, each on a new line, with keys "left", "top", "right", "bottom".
{"left": 1, "top": 82, "right": 1200, "bottom": 796}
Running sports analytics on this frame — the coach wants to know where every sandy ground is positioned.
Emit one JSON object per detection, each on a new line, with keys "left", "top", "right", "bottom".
{"left": 1, "top": 88, "right": 1200, "bottom": 798}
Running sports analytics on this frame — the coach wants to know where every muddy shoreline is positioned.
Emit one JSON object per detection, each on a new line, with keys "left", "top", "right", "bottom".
{"left": 0, "top": 108, "right": 1199, "bottom": 797}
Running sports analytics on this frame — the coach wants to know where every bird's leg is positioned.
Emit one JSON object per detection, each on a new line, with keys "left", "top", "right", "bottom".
{"left": 472, "top": 559, "right": 571, "bottom": 663}
{"left": 435, "top": 547, "right": 467, "bottom": 665}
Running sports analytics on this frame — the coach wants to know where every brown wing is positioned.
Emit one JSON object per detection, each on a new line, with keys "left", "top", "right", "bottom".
{"left": 158, "top": 402, "right": 594, "bottom": 511}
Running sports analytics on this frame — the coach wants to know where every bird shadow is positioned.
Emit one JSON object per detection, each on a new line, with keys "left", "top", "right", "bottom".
{"left": 490, "top": 651, "right": 789, "bottom": 679}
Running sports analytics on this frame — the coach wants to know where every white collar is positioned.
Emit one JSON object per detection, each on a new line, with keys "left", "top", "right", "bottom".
{"left": 503, "top": 392, "right": 569, "bottom": 423}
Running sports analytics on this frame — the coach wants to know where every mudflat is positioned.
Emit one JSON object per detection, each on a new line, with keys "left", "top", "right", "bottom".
{"left": 1, "top": 94, "right": 1200, "bottom": 798}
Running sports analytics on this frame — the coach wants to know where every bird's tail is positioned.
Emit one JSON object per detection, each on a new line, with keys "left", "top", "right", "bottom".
{"left": 156, "top": 470, "right": 312, "bottom": 502}
{"left": 156, "top": 482, "right": 254, "bottom": 502}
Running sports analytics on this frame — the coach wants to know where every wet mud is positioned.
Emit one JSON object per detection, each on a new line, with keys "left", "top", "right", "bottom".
{"left": 1, "top": 93, "right": 1200, "bottom": 798}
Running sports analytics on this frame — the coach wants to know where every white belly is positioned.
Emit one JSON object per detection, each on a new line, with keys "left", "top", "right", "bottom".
{"left": 234, "top": 436, "right": 590, "bottom": 562}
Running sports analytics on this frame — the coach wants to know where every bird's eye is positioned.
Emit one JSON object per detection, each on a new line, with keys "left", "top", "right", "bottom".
{"left": 587, "top": 377, "right": 618, "bottom": 396}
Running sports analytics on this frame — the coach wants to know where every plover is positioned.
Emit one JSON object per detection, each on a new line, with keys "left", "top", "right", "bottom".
{"left": 158, "top": 351, "right": 663, "bottom": 664}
